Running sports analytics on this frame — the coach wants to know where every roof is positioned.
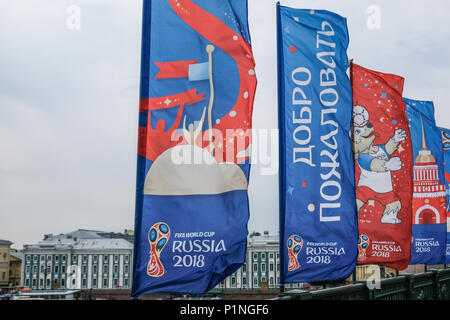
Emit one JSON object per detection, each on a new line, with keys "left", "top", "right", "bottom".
{"left": 0, "top": 240, "right": 12, "bottom": 245}
{"left": 248, "top": 234, "right": 279, "bottom": 248}
{"left": 10, "top": 252, "right": 24, "bottom": 260}
{"left": 73, "top": 238, "right": 132, "bottom": 250}
{"left": 23, "top": 230, "right": 133, "bottom": 252}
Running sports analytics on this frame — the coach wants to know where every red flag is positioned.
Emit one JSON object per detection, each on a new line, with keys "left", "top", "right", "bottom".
{"left": 351, "top": 62, "right": 413, "bottom": 270}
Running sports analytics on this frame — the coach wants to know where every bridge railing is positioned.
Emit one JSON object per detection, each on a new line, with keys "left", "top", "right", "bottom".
{"left": 278, "top": 268, "right": 450, "bottom": 300}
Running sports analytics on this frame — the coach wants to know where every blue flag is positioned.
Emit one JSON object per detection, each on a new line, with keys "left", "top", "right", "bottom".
{"left": 277, "top": 4, "right": 358, "bottom": 283}
{"left": 404, "top": 99, "right": 447, "bottom": 265}
{"left": 438, "top": 127, "right": 450, "bottom": 263}
{"left": 132, "top": 0, "right": 257, "bottom": 296}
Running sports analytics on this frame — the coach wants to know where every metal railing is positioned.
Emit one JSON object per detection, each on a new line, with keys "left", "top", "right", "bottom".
{"left": 278, "top": 268, "right": 450, "bottom": 300}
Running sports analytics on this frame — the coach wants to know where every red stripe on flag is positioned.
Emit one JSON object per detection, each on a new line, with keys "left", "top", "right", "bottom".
{"left": 154, "top": 60, "right": 198, "bottom": 79}
{"left": 139, "top": 89, "right": 205, "bottom": 112}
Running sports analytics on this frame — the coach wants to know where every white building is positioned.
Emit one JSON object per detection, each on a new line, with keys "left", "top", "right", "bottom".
{"left": 22, "top": 230, "right": 133, "bottom": 290}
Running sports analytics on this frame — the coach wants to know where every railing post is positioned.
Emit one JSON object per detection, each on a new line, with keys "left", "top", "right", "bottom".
{"left": 432, "top": 269, "right": 441, "bottom": 300}
{"left": 404, "top": 274, "right": 413, "bottom": 300}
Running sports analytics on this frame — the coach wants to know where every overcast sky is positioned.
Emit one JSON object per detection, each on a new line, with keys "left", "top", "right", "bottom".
{"left": 1, "top": 0, "right": 450, "bottom": 249}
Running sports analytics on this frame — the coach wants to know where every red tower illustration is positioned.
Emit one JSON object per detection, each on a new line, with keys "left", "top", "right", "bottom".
{"left": 412, "top": 123, "right": 447, "bottom": 225}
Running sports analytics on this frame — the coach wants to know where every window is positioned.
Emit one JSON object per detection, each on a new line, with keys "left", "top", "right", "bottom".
{"left": 124, "top": 265, "right": 129, "bottom": 274}
{"left": 72, "top": 279, "right": 76, "bottom": 286}
{"left": 39, "top": 279, "right": 44, "bottom": 287}
{"left": 103, "top": 278, "right": 108, "bottom": 287}
{"left": 41, "top": 255, "right": 45, "bottom": 262}
{"left": 47, "top": 255, "right": 52, "bottom": 261}
{"left": 242, "top": 264, "right": 246, "bottom": 273}
{"left": 114, "top": 255, "right": 119, "bottom": 263}
{"left": 114, "top": 278, "right": 118, "bottom": 286}
{"left": 33, "top": 255, "right": 38, "bottom": 263}
{"left": 33, "top": 266, "right": 37, "bottom": 274}
{"left": 270, "top": 263, "right": 274, "bottom": 272}
{"left": 125, "top": 255, "right": 129, "bottom": 263}
{"left": 55, "top": 266, "right": 59, "bottom": 274}
{"left": 82, "top": 279, "right": 87, "bottom": 288}
{"left": 124, "top": 278, "right": 128, "bottom": 287}
{"left": 269, "top": 253, "right": 274, "bottom": 260}
{"left": 83, "top": 255, "right": 87, "bottom": 263}
{"left": 55, "top": 255, "right": 59, "bottom": 262}
{"left": 92, "top": 278, "right": 97, "bottom": 287}
{"left": 103, "top": 265, "right": 108, "bottom": 274}
{"left": 261, "top": 276, "right": 266, "bottom": 284}
{"left": 62, "top": 255, "right": 66, "bottom": 262}
{"left": 93, "top": 255, "right": 98, "bottom": 263}
{"left": 26, "top": 266, "right": 30, "bottom": 273}
{"left": 270, "top": 277, "right": 274, "bottom": 286}
{"left": 231, "top": 277, "right": 236, "bottom": 287}
{"left": 253, "top": 253, "right": 258, "bottom": 260}
{"left": 104, "top": 255, "right": 108, "bottom": 263}
{"left": 261, "top": 253, "right": 266, "bottom": 260}
{"left": 261, "top": 263, "right": 266, "bottom": 272}
{"left": 72, "top": 255, "right": 77, "bottom": 263}
{"left": 253, "top": 278, "right": 258, "bottom": 286}
{"left": 253, "top": 263, "right": 257, "bottom": 272}
{"left": 114, "top": 265, "right": 118, "bottom": 274}
{"left": 61, "top": 278, "right": 65, "bottom": 288}
{"left": 40, "top": 266, "right": 44, "bottom": 273}
{"left": 46, "top": 279, "right": 51, "bottom": 287}
{"left": 26, "top": 255, "right": 31, "bottom": 263}
{"left": 93, "top": 265, "right": 97, "bottom": 274}
{"left": 82, "top": 265, "right": 87, "bottom": 274}
{"left": 61, "top": 265, "right": 66, "bottom": 273}
{"left": 25, "top": 278, "right": 30, "bottom": 287}
{"left": 242, "top": 277, "right": 247, "bottom": 286}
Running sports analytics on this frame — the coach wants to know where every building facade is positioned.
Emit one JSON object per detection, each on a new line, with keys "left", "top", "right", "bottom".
{"left": 22, "top": 230, "right": 133, "bottom": 290}
{"left": 9, "top": 252, "right": 23, "bottom": 287}
{"left": 0, "top": 240, "right": 12, "bottom": 288}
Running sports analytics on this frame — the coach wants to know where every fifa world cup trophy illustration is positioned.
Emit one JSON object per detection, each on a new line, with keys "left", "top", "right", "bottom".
{"left": 147, "top": 222, "right": 170, "bottom": 277}
{"left": 358, "top": 234, "right": 370, "bottom": 261}
{"left": 287, "top": 235, "right": 303, "bottom": 272}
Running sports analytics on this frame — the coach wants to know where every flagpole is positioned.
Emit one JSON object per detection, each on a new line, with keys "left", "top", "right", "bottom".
{"left": 276, "top": 1, "right": 286, "bottom": 294}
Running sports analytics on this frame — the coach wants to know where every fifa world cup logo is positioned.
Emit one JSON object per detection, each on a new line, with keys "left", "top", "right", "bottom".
{"left": 287, "top": 235, "right": 303, "bottom": 272}
{"left": 147, "top": 222, "right": 170, "bottom": 277}
{"left": 358, "top": 234, "right": 370, "bottom": 261}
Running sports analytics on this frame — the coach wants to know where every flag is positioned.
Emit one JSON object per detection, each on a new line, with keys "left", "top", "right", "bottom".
{"left": 404, "top": 99, "right": 447, "bottom": 265}
{"left": 277, "top": 4, "right": 358, "bottom": 283}
{"left": 351, "top": 63, "right": 413, "bottom": 270}
{"left": 439, "top": 127, "right": 450, "bottom": 263}
{"left": 132, "top": 0, "right": 257, "bottom": 296}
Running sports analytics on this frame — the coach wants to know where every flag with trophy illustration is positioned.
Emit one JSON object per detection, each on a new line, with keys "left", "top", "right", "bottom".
{"left": 351, "top": 62, "right": 413, "bottom": 270}
{"left": 132, "top": 0, "right": 257, "bottom": 296}
{"left": 438, "top": 127, "right": 450, "bottom": 263}
{"left": 277, "top": 4, "right": 358, "bottom": 284}
{"left": 404, "top": 99, "right": 447, "bottom": 265}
